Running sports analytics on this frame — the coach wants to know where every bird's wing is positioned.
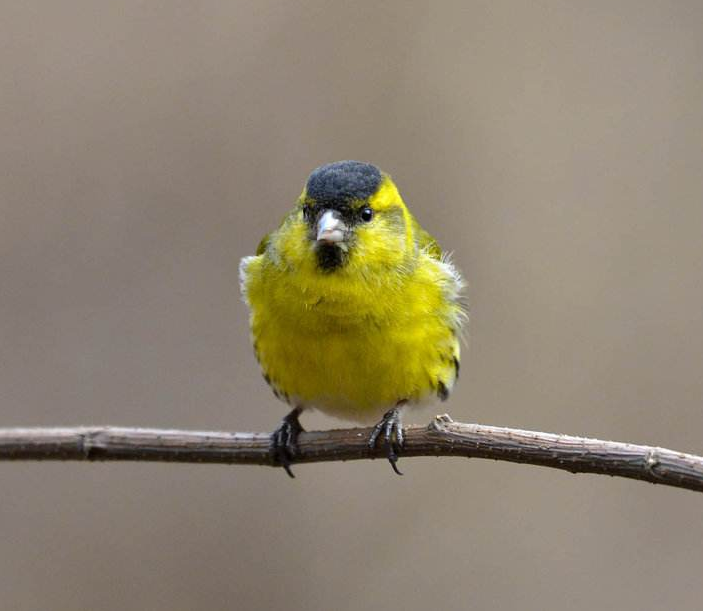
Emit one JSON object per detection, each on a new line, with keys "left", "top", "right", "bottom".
{"left": 411, "top": 215, "right": 442, "bottom": 259}
{"left": 255, "top": 233, "right": 270, "bottom": 255}
{"left": 256, "top": 206, "right": 300, "bottom": 256}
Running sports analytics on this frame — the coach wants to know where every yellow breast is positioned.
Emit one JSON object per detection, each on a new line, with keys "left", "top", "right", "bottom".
{"left": 241, "top": 251, "right": 463, "bottom": 422}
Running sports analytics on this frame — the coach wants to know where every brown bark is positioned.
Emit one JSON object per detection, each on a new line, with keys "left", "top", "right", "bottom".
{"left": 0, "top": 415, "right": 701, "bottom": 493}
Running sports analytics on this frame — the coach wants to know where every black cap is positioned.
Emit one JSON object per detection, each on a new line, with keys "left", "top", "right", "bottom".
{"left": 306, "top": 161, "right": 382, "bottom": 205}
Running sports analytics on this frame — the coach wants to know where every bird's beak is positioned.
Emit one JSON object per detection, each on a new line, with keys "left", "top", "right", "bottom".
{"left": 316, "top": 210, "right": 348, "bottom": 244}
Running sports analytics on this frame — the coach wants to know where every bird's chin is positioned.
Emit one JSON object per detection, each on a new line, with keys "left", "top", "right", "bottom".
{"left": 315, "top": 240, "right": 348, "bottom": 272}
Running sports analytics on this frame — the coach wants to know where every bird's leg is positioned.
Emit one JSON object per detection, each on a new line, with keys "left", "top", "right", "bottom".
{"left": 368, "top": 402, "right": 406, "bottom": 475}
{"left": 270, "top": 406, "right": 304, "bottom": 478}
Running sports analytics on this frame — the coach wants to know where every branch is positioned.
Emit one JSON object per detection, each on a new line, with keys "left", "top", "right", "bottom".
{"left": 0, "top": 415, "right": 701, "bottom": 493}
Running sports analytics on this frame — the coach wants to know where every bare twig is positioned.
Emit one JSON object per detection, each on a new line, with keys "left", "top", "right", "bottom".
{"left": 0, "top": 415, "right": 701, "bottom": 493}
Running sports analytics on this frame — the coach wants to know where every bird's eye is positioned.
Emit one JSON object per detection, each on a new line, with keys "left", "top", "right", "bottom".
{"left": 302, "top": 206, "right": 313, "bottom": 221}
{"left": 360, "top": 207, "right": 374, "bottom": 222}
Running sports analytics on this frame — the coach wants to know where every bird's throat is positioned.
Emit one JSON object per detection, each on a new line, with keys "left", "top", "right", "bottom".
{"left": 315, "top": 242, "right": 346, "bottom": 271}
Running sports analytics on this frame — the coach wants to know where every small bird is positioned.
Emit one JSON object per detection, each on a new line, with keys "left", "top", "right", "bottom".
{"left": 240, "top": 161, "right": 465, "bottom": 476}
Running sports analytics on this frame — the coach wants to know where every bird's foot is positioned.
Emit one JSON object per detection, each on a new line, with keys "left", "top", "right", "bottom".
{"left": 270, "top": 407, "right": 304, "bottom": 478}
{"left": 368, "top": 405, "right": 405, "bottom": 475}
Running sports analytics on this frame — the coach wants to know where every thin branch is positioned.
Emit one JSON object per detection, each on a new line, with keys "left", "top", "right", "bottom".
{"left": 0, "top": 415, "right": 701, "bottom": 493}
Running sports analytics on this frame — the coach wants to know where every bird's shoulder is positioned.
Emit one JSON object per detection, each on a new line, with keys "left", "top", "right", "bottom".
{"left": 411, "top": 214, "right": 442, "bottom": 259}
{"left": 255, "top": 233, "right": 270, "bottom": 255}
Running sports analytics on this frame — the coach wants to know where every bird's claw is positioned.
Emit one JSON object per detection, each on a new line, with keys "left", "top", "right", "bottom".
{"left": 270, "top": 408, "right": 304, "bottom": 478}
{"left": 368, "top": 406, "right": 405, "bottom": 475}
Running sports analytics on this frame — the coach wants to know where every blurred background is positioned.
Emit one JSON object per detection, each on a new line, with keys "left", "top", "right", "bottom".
{"left": 2, "top": 1, "right": 703, "bottom": 609}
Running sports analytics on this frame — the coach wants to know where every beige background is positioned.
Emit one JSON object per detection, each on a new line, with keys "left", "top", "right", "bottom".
{"left": 2, "top": 1, "right": 703, "bottom": 609}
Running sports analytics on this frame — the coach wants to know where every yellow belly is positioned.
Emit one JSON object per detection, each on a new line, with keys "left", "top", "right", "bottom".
{"left": 243, "top": 254, "right": 461, "bottom": 423}
{"left": 254, "top": 312, "right": 458, "bottom": 422}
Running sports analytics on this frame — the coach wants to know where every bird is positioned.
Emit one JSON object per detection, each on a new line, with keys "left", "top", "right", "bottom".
{"left": 239, "top": 160, "right": 466, "bottom": 476}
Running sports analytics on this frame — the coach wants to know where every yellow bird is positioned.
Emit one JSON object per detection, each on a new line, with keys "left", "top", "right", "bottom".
{"left": 240, "top": 161, "right": 465, "bottom": 476}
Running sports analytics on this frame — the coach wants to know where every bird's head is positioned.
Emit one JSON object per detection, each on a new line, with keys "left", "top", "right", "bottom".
{"left": 281, "top": 161, "right": 415, "bottom": 275}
